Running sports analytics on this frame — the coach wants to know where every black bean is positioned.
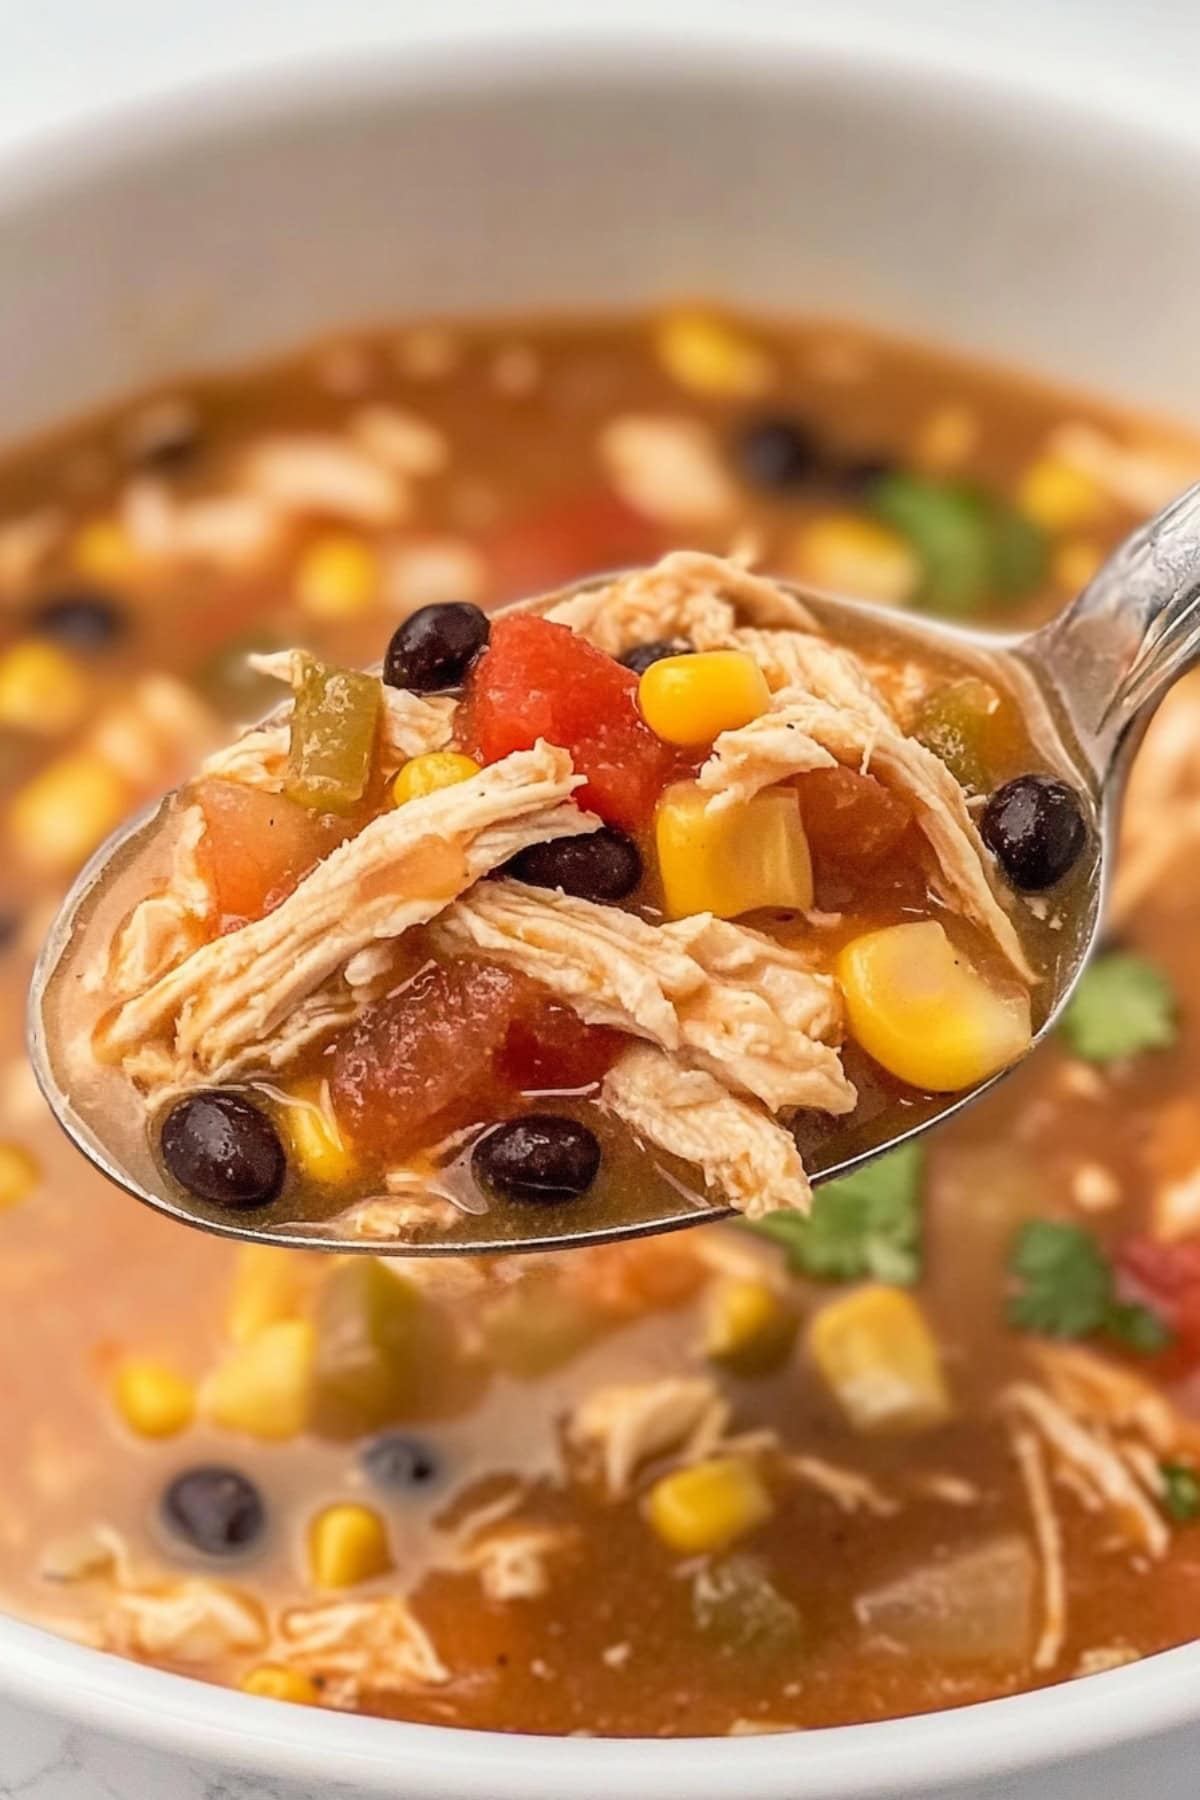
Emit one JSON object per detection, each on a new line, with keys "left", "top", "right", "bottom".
{"left": 734, "top": 416, "right": 822, "bottom": 492}
{"left": 30, "top": 589, "right": 125, "bottom": 651}
{"left": 161, "top": 1466, "right": 266, "bottom": 1556}
{"left": 505, "top": 827, "right": 642, "bottom": 903}
{"left": 361, "top": 1433, "right": 441, "bottom": 1493}
{"left": 981, "top": 773, "right": 1089, "bottom": 892}
{"left": 159, "top": 1091, "right": 285, "bottom": 1210}
{"left": 472, "top": 1114, "right": 601, "bottom": 1204}
{"left": 384, "top": 603, "right": 490, "bottom": 693}
{"left": 619, "top": 639, "right": 693, "bottom": 676}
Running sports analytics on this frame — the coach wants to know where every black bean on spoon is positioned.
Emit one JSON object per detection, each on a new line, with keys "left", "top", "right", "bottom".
{"left": 384, "top": 602, "right": 490, "bottom": 693}
{"left": 361, "top": 1433, "right": 442, "bottom": 1493}
{"left": 159, "top": 1091, "right": 286, "bottom": 1210}
{"left": 161, "top": 1466, "right": 266, "bottom": 1556}
{"left": 618, "top": 639, "right": 694, "bottom": 676}
{"left": 506, "top": 826, "right": 643, "bottom": 903}
{"left": 473, "top": 1115, "right": 601, "bottom": 1204}
{"left": 981, "top": 773, "right": 1089, "bottom": 892}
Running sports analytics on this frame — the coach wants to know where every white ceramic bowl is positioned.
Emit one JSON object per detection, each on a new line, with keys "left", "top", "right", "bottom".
{"left": 4, "top": 34, "right": 1200, "bottom": 1800}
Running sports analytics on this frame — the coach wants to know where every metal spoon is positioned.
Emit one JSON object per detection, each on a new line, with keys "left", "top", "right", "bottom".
{"left": 26, "top": 483, "right": 1200, "bottom": 1255}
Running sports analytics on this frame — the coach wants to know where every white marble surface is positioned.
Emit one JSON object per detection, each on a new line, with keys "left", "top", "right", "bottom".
{"left": 0, "top": 1699, "right": 333, "bottom": 1800}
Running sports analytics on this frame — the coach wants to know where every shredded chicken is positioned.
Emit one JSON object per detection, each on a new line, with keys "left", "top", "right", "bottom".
{"left": 101, "top": 745, "right": 597, "bottom": 1090}
{"left": 1001, "top": 1381, "right": 1170, "bottom": 1558}
{"left": 1009, "top": 1424, "right": 1067, "bottom": 1671}
{"left": 435, "top": 881, "right": 853, "bottom": 1117}
{"left": 451, "top": 1525, "right": 573, "bottom": 1602}
{"left": 103, "top": 1581, "right": 267, "bottom": 1662}
{"left": 273, "top": 1595, "right": 449, "bottom": 1706}
{"left": 568, "top": 1375, "right": 730, "bottom": 1498}
{"left": 102, "top": 804, "right": 214, "bottom": 998}
{"left": 698, "top": 683, "right": 1033, "bottom": 981}
{"left": 534, "top": 549, "right": 817, "bottom": 655}
{"left": 331, "top": 1175, "right": 461, "bottom": 1240}
{"left": 602, "top": 1045, "right": 812, "bottom": 1217}
{"left": 1029, "top": 1341, "right": 1187, "bottom": 1457}
{"left": 782, "top": 1454, "right": 899, "bottom": 1517}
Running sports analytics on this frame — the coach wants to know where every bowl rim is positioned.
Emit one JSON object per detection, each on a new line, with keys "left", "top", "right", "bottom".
{"left": 5, "top": 27, "right": 1200, "bottom": 1792}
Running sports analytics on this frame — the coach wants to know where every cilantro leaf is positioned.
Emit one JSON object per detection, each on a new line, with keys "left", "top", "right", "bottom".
{"left": 1059, "top": 952, "right": 1177, "bottom": 1064}
{"left": 1007, "top": 1219, "right": 1173, "bottom": 1354}
{"left": 1007, "top": 1220, "right": 1112, "bottom": 1338}
{"left": 1162, "top": 1462, "right": 1200, "bottom": 1524}
{"left": 1105, "top": 1300, "right": 1174, "bottom": 1356}
{"left": 870, "top": 473, "right": 1047, "bottom": 617}
{"left": 747, "top": 1142, "right": 924, "bottom": 1286}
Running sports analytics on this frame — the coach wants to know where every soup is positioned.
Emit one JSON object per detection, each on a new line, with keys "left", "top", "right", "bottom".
{"left": 3, "top": 311, "right": 1200, "bottom": 1735}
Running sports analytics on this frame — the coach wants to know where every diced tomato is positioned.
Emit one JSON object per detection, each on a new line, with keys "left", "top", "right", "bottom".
{"left": 795, "top": 767, "right": 914, "bottom": 868}
{"left": 1118, "top": 1236, "right": 1200, "bottom": 1360}
{"left": 501, "top": 999, "right": 623, "bottom": 1094}
{"left": 194, "top": 778, "right": 353, "bottom": 927}
{"left": 465, "top": 613, "right": 680, "bottom": 829}
{"left": 329, "top": 959, "right": 624, "bottom": 1162}
{"left": 482, "top": 490, "right": 662, "bottom": 605}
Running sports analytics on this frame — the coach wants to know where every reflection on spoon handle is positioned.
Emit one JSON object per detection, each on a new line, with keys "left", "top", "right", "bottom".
{"left": 1033, "top": 479, "right": 1200, "bottom": 780}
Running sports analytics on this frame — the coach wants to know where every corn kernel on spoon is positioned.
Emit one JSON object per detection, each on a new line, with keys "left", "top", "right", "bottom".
{"left": 27, "top": 482, "right": 1200, "bottom": 1255}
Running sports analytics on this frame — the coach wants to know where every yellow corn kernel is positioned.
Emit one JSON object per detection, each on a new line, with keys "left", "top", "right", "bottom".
{"left": 791, "top": 512, "right": 920, "bottom": 606}
{"left": 10, "top": 753, "right": 130, "bottom": 874}
{"left": 655, "top": 781, "right": 813, "bottom": 920}
{"left": 704, "top": 1277, "right": 797, "bottom": 1376}
{"left": 72, "top": 516, "right": 137, "bottom": 584}
{"left": 639, "top": 651, "right": 770, "bottom": 749}
{"left": 295, "top": 533, "right": 378, "bottom": 621}
{"left": 837, "top": 920, "right": 1031, "bottom": 1093}
{"left": 654, "top": 312, "right": 772, "bottom": 398}
{"left": 309, "top": 1502, "right": 392, "bottom": 1589}
{"left": 1017, "top": 457, "right": 1106, "bottom": 534}
{"left": 646, "top": 1456, "right": 773, "bottom": 1555}
{"left": 202, "top": 1319, "right": 315, "bottom": 1442}
{"left": 0, "top": 1142, "right": 39, "bottom": 1212}
{"left": 282, "top": 1081, "right": 356, "bottom": 1185}
{"left": 391, "top": 750, "right": 481, "bottom": 807}
{"left": 111, "top": 1357, "right": 195, "bottom": 1439}
{"left": 240, "top": 1664, "right": 321, "bottom": 1705}
{"left": 1052, "top": 536, "right": 1103, "bottom": 593}
{"left": 0, "top": 641, "right": 89, "bottom": 737}
{"left": 807, "top": 1284, "right": 951, "bottom": 1434}
{"left": 226, "top": 1244, "right": 312, "bottom": 1345}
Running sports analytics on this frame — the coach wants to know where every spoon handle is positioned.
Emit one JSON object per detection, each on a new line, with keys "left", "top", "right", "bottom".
{"left": 1033, "top": 479, "right": 1200, "bottom": 780}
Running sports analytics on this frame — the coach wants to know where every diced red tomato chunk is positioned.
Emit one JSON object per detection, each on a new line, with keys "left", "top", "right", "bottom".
{"left": 1118, "top": 1236, "right": 1200, "bottom": 1359}
{"left": 329, "top": 959, "right": 623, "bottom": 1162}
{"left": 482, "top": 490, "right": 661, "bottom": 605}
{"left": 465, "top": 613, "right": 679, "bottom": 829}
{"left": 194, "top": 778, "right": 353, "bottom": 927}
{"left": 795, "top": 767, "right": 913, "bottom": 868}
{"left": 500, "top": 1000, "right": 623, "bottom": 1094}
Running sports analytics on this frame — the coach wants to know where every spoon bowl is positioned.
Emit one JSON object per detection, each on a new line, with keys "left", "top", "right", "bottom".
{"left": 29, "top": 483, "right": 1200, "bottom": 1255}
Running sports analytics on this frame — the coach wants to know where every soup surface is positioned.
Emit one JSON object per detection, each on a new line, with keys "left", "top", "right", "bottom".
{"left": 3, "top": 311, "right": 1200, "bottom": 1735}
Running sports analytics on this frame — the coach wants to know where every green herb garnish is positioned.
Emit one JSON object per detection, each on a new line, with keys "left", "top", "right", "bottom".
{"left": 1161, "top": 1462, "right": 1200, "bottom": 1524}
{"left": 747, "top": 1142, "right": 923, "bottom": 1286}
{"left": 1059, "top": 952, "right": 1178, "bottom": 1064}
{"left": 870, "top": 473, "right": 1047, "bottom": 616}
{"left": 1007, "top": 1219, "right": 1172, "bottom": 1354}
